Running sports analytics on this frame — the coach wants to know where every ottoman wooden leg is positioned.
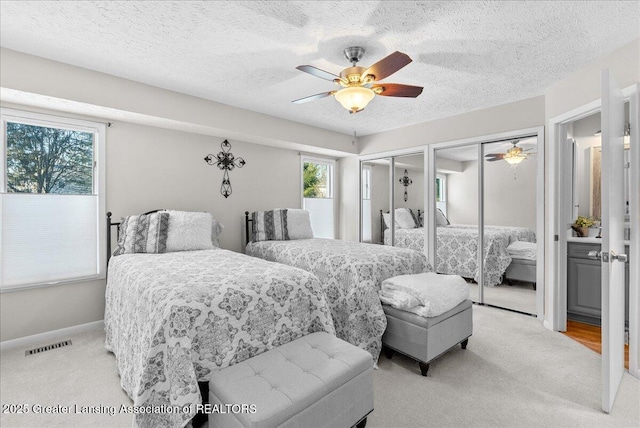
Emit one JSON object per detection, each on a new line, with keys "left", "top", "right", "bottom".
{"left": 419, "top": 362, "right": 429, "bottom": 376}
{"left": 461, "top": 338, "right": 469, "bottom": 349}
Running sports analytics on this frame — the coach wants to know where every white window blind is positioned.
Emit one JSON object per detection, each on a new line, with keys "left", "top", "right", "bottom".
{"left": 1, "top": 194, "right": 99, "bottom": 288}
{"left": 0, "top": 108, "right": 106, "bottom": 291}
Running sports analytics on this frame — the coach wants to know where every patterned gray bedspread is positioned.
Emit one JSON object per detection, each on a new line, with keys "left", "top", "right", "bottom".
{"left": 245, "top": 238, "right": 430, "bottom": 361}
{"left": 105, "top": 249, "right": 335, "bottom": 428}
{"left": 384, "top": 225, "right": 536, "bottom": 286}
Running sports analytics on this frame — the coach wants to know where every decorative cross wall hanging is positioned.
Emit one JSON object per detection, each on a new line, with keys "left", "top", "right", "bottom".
{"left": 399, "top": 169, "right": 413, "bottom": 202}
{"left": 204, "top": 140, "right": 246, "bottom": 198}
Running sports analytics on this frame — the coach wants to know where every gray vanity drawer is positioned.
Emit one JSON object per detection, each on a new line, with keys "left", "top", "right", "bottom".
{"left": 567, "top": 242, "right": 600, "bottom": 259}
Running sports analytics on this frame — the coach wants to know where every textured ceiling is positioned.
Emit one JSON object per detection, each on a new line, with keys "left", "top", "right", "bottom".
{"left": 0, "top": 1, "right": 638, "bottom": 136}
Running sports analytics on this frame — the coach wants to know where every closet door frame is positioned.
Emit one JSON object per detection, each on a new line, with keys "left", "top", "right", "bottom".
{"left": 427, "top": 126, "right": 545, "bottom": 319}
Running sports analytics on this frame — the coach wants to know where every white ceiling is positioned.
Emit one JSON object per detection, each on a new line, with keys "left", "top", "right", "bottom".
{"left": 0, "top": 1, "right": 638, "bottom": 137}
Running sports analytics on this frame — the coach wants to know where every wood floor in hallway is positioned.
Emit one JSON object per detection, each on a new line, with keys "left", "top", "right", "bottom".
{"left": 563, "top": 320, "right": 629, "bottom": 369}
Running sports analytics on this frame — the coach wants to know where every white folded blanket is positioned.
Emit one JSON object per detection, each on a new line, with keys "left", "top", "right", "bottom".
{"left": 379, "top": 289, "right": 430, "bottom": 318}
{"left": 507, "top": 241, "right": 537, "bottom": 260}
{"left": 381, "top": 272, "right": 470, "bottom": 317}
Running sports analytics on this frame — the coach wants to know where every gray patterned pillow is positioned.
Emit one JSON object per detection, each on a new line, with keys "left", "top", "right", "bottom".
{"left": 252, "top": 209, "right": 289, "bottom": 242}
{"left": 113, "top": 212, "right": 170, "bottom": 256}
{"left": 252, "top": 209, "right": 314, "bottom": 242}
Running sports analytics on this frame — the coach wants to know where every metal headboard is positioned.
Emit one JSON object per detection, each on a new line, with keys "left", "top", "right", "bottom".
{"left": 244, "top": 211, "right": 253, "bottom": 246}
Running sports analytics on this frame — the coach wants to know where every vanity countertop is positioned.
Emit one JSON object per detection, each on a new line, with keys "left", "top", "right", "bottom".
{"left": 567, "top": 236, "right": 631, "bottom": 245}
{"left": 567, "top": 237, "right": 602, "bottom": 244}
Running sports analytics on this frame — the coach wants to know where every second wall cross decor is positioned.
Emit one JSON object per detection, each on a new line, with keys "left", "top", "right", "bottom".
{"left": 204, "top": 139, "right": 246, "bottom": 198}
{"left": 399, "top": 169, "right": 412, "bottom": 202}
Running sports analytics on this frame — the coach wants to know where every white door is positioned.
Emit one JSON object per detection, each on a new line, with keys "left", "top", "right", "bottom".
{"left": 599, "top": 69, "right": 627, "bottom": 413}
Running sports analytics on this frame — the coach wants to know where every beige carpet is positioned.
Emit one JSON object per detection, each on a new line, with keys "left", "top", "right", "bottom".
{"left": 1, "top": 305, "right": 638, "bottom": 428}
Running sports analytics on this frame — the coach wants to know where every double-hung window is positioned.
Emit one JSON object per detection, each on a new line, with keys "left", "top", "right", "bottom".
{"left": 1, "top": 108, "right": 106, "bottom": 291}
{"left": 302, "top": 156, "right": 335, "bottom": 239}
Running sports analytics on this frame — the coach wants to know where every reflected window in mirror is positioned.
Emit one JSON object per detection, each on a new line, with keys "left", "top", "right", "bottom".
{"left": 361, "top": 164, "right": 372, "bottom": 242}
{"left": 436, "top": 174, "right": 447, "bottom": 217}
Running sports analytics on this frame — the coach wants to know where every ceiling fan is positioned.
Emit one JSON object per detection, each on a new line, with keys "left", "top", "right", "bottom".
{"left": 292, "top": 46, "right": 423, "bottom": 114}
{"left": 484, "top": 140, "right": 535, "bottom": 165}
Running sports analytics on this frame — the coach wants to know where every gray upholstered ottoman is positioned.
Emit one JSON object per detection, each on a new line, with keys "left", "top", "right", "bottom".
{"left": 208, "top": 332, "right": 373, "bottom": 428}
{"left": 382, "top": 300, "right": 473, "bottom": 376}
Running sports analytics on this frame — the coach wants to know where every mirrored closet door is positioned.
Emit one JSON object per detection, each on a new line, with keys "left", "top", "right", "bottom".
{"left": 429, "top": 133, "right": 541, "bottom": 316}
{"left": 361, "top": 158, "right": 390, "bottom": 245}
{"left": 481, "top": 138, "right": 538, "bottom": 315}
{"left": 433, "top": 145, "right": 480, "bottom": 303}
{"left": 360, "top": 153, "right": 424, "bottom": 250}
{"left": 392, "top": 153, "right": 424, "bottom": 249}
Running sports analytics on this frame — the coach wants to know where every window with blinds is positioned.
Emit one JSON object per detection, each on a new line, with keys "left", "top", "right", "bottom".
{"left": 0, "top": 108, "right": 106, "bottom": 291}
{"left": 302, "top": 156, "right": 335, "bottom": 239}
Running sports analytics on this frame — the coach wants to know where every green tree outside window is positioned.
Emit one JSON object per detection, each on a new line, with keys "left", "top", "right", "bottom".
{"left": 303, "top": 162, "right": 329, "bottom": 198}
{"left": 6, "top": 123, "right": 94, "bottom": 194}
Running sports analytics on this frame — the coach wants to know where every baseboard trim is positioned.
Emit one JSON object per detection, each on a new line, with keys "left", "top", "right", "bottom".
{"left": 0, "top": 320, "right": 104, "bottom": 352}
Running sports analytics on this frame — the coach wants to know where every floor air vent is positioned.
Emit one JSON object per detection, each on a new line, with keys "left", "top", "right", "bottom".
{"left": 25, "top": 340, "right": 72, "bottom": 356}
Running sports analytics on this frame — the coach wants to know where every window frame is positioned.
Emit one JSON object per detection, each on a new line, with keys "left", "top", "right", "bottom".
{"left": 1, "top": 107, "right": 107, "bottom": 291}
{"left": 362, "top": 164, "right": 372, "bottom": 200}
{"left": 301, "top": 155, "right": 335, "bottom": 200}
{"left": 301, "top": 155, "right": 336, "bottom": 239}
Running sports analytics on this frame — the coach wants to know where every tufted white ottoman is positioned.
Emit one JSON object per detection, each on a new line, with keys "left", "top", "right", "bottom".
{"left": 208, "top": 332, "right": 373, "bottom": 428}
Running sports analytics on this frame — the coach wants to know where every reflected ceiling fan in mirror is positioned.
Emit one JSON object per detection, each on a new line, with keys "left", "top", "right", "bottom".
{"left": 484, "top": 140, "right": 535, "bottom": 165}
{"left": 293, "top": 47, "right": 423, "bottom": 114}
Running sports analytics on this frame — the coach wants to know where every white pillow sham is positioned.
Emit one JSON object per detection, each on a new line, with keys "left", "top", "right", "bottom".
{"left": 163, "top": 210, "right": 215, "bottom": 251}
{"left": 395, "top": 208, "right": 417, "bottom": 229}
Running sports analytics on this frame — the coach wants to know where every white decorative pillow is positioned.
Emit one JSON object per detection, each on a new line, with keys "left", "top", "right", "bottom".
{"left": 252, "top": 209, "right": 313, "bottom": 242}
{"left": 113, "top": 212, "right": 170, "bottom": 256}
{"left": 163, "top": 210, "right": 215, "bottom": 252}
{"left": 395, "top": 208, "right": 417, "bottom": 229}
{"left": 285, "top": 209, "right": 314, "bottom": 240}
{"left": 436, "top": 208, "right": 450, "bottom": 226}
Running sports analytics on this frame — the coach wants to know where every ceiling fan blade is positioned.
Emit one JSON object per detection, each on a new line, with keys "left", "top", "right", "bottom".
{"left": 296, "top": 65, "right": 341, "bottom": 82}
{"left": 485, "top": 153, "right": 505, "bottom": 160}
{"left": 292, "top": 91, "right": 336, "bottom": 104}
{"left": 372, "top": 83, "right": 423, "bottom": 98}
{"left": 485, "top": 157, "right": 504, "bottom": 162}
{"left": 361, "top": 51, "right": 412, "bottom": 81}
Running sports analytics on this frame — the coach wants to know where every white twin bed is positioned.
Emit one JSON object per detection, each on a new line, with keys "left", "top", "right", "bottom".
{"left": 244, "top": 210, "right": 430, "bottom": 361}
{"left": 105, "top": 210, "right": 336, "bottom": 428}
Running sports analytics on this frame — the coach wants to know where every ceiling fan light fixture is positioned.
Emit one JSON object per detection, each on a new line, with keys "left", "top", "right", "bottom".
{"left": 504, "top": 154, "right": 526, "bottom": 165}
{"left": 335, "top": 86, "right": 375, "bottom": 113}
